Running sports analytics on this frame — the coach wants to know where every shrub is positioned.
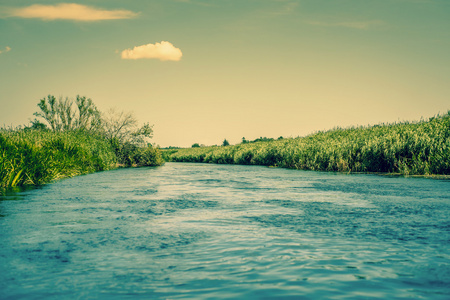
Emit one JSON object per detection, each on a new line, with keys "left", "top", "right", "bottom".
{"left": 133, "top": 146, "right": 164, "bottom": 167}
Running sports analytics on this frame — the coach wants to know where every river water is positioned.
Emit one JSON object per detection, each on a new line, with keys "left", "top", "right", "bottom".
{"left": 1, "top": 163, "right": 449, "bottom": 299}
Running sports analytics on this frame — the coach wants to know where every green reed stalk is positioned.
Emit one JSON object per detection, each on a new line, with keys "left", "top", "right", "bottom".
{"left": 0, "top": 129, "right": 117, "bottom": 188}
{"left": 168, "top": 111, "right": 450, "bottom": 175}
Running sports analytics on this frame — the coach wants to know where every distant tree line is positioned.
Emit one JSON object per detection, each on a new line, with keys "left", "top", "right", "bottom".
{"left": 188, "top": 136, "right": 284, "bottom": 149}
{"left": 241, "top": 136, "right": 283, "bottom": 144}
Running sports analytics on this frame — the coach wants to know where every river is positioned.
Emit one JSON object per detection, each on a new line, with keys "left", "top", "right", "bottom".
{"left": 1, "top": 163, "right": 449, "bottom": 299}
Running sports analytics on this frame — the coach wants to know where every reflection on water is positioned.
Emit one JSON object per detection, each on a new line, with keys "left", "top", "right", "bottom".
{"left": 1, "top": 163, "right": 449, "bottom": 299}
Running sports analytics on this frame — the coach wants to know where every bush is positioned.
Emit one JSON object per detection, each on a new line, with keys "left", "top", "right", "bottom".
{"left": 133, "top": 146, "right": 164, "bottom": 167}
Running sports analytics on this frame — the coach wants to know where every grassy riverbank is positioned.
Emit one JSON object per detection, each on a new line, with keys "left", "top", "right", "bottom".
{"left": 1, "top": 94, "right": 166, "bottom": 189}
{"left": 168, "top": 112, "right": 450, "bottom": 175}
{"left": 0, "top": 128, "right": 164, "bottom": 188}
{"left": 0, "top": 129, "right": 117, "bottom": 188}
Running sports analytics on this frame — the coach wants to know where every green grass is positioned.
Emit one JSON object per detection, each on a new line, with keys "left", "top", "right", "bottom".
{"left": 0, "top": 129, "right": 117, "bottom": 188}
{"left": 168, "top": 112, "right": 450, "bottom": 175}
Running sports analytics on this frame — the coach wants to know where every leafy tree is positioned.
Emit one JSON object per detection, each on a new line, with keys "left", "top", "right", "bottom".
{"left": 222, "top": 139, "right": 230, "bottom": 146}
{"left": 33, "top": 95, "right": 101, "bottom": 132}
{"left": 242, "top": 137, "right": 248, "bottom": 144}
{"left": 192, "top": 143, "right": 200, "bottom": 148}
{"left": 34, "top": 95, "right": 58, "bottom": 131}
{"left": 32, "top": 94, "right": 162, "bottom": 168}
{"left": 75, "top": 96, "right": 102, "bottom": 131}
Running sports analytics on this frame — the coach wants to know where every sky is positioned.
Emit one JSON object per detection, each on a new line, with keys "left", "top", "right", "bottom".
{"left": 0, "top": 0, "right": 449, "bottom": 147}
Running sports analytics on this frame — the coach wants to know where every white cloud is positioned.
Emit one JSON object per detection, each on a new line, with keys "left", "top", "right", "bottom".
{"left": 0, "top": 46, "right": 11, "bottom": 54}
{"left": 8, "top": 3, "right": 138, "bottom": 21}
{"left": 121, "top": 41, "right": 183, "bottom": 61}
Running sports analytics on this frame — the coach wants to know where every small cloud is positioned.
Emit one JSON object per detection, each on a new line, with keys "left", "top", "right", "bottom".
{"left": 306, "top": 20, "right": 384, "bottom": 30}
{"left": 7, "top": 3, "right": 138, "bottom": 21}
{"left": 0, "top": 46, "right": 11, "bottom": 54}
{"left": 121, "top": 41, "right": 183, "bottom": 61}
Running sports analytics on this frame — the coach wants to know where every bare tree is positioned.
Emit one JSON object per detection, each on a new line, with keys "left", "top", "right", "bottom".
{"left": 130, "top": 122, "right": 154, "bottom": 147}
{"left": 101, "top": 108, "right": 137, "bottom": 142}
{"left": 102, "top": 108, "right": 153, "bottom": 145}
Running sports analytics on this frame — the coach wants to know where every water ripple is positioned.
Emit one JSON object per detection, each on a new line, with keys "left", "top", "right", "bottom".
{"left": 1, "top": 163, "right": 449, "bottom": 299}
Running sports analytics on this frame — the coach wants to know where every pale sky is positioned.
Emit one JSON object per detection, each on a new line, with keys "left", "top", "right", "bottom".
{"left": 1, "top": 0, "right": 449, "bottom": 147}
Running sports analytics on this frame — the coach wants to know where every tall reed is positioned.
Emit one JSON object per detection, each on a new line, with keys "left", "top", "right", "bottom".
{"left": 0, "top": 129, "right": 117, "bottom": 188}
{"left": 168, "top": 112, "right": 450, "bottom": 175}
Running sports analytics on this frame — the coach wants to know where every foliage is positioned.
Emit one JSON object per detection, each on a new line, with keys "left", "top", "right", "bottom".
{"left": 222, "top": 139, "right": 230, "bottom": 146}
{"left": 251, "top": 137, "right": 275, "bottom": 143}
{"left": 34, "top": 95, "right": 102, "bottom": 132}
{"left": 130, "top": 123, "right": 154, "bottom": 147}
{"left": 168, "top": 112, "right": 450, "bottom": 175}
{"left": 1, "top": 95, "right": 164, "bottom": 188}
{"left": 161, "top": 149, "right": 180, "bottom": 162}
{"left": 0, "top": 129, "right": 117, "bottom": 188}
{"left": 132, "top": 146, "right": 165, "bottom": 167}
{"left": 113, "top": 142, "right": 163, "bottom": 167}
{"left": 95, "top": 107, "right": 155, "bottom": 166}
{"left": 34, "top": 95, "right": 161, "bottom": 168}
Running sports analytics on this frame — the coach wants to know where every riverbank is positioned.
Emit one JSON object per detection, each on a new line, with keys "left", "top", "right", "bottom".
{"left": 0, "top": 129, "right": 164, "bottom": 188}
{"left": 0, "top": 129, "right": 117, "bottom": 188}
{"left": 168, "top": 112, "right": 450, "bottom": 176}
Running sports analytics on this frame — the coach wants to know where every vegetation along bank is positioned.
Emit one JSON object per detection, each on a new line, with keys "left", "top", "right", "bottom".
{"left": 168, "top": 112, "right": 450, "bottom": 176}
{"left": 1, "top": 95, "right": 164, "bottom": 188}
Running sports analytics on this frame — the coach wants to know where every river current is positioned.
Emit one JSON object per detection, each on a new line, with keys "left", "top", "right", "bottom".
{"left": 1, "top": 163, "right": 449, "bottom": 299}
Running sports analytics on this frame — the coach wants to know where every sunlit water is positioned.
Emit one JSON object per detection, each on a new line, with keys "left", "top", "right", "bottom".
{"left": 1, "top": 163, "right": 449, "bottom": 299}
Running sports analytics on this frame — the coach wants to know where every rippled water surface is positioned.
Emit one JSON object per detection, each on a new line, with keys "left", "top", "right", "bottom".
{"left": 1, "top": 163, "right": 449, "bottom": 299}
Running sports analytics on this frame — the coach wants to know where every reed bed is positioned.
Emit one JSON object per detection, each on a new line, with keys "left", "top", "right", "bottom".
{"left": 169, "top": 112, "right": 450, "bottom": 175}
{"left": 0, "top": 129, "right": 117, "bottom": 188}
